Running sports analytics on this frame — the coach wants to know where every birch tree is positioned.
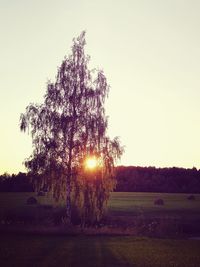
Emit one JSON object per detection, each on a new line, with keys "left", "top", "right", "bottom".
{"left": 20, "top": 32, "right": 123, "bottom": 224}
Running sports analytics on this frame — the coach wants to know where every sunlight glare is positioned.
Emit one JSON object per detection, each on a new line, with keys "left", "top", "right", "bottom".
{"left": 85, "top": 157, "right": 98, "bottom": 170}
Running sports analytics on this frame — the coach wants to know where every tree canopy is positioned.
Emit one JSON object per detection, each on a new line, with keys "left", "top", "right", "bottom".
{"left": 20, "top": 32, "right": 123, "bottom": 224}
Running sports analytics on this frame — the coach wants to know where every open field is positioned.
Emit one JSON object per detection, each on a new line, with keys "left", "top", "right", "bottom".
{"left": 108, "top": 192, "right": 200, "bottom": 216}
{"left": 0, "top": 192, "right": 200, "bottom": 236}
{"left": 1, "top": 192, "right": 200, "bottom": 215}
{"left": 0, "top": 192, "right": 200, "bottom": 232}
{"left": 1, "top": 234, "right": 200, "bottom": 267}
{"left": 1, "top": 192, "right": 200, "bottom": 266}
{"left": 1, "top": 192, "right": 200, "bottom": 216}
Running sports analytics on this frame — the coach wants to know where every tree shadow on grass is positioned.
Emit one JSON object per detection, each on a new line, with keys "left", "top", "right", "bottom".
{"left": 63, "top": 236, "right": 133, "bottom": 267}
{"left": 0, "top": 234, "right": 134, "bottom": 267}
{"left": 31, "top": 235, "right": 133, "bottom": 267}
{"left": 0, "top": 234, "right": 71, "bottom": 267}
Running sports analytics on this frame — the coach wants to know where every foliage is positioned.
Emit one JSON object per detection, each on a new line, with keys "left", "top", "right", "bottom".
{"left": 19, "top": 32, "right": 123, "bottom": 224}
{"left": 115, "top": 166, "right": 200, "bottom": 193}
{"left": 0, "top": 172, "right": 34, "bottom": 192}
{"left": 1, "top": 166, "right": 200, "bottom": 194}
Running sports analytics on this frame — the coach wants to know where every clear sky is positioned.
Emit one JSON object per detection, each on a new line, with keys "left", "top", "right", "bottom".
{"left": 1, "top": 0, "right": 200, "bottom": 174}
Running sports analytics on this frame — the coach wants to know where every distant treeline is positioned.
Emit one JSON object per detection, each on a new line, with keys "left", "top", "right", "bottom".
{"left": 115, "top": 166, "right": 200, "bottom": 193}
{"left": 1, "top": 166, "right": 200, "bottom": 193}
{"left": 0, "top": 172, "right": 34, "bottom": 192}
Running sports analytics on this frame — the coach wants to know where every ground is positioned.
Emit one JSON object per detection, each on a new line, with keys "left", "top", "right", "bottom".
{"left": 0, "top": 192, "right": 200, "bottom": 266}
{"left": 1, "top": 234, "right": 200, "bottom": 267}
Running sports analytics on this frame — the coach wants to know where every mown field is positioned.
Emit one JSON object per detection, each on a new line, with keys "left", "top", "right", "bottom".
{"left": 0, "top": 192, "right": 200, "bottom": 267}
{"left": 109, "top": 192, "right": 200, "bottom": 216}
{"left": 1, "top": 234, "right": 200, "bottom": 267}
{"left": 1, "top": 192, "right": 200, "bottom": 228}
{"left": 1, "top": 192, "right": 200, "bottom": 217}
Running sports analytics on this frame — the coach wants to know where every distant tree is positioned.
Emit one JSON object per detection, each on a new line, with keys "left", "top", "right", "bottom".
{"left": 20, "top": 32, "right": 123, "bottom": 224}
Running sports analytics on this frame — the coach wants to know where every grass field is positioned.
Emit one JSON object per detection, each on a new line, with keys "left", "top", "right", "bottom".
{"left": 1, "top": 192, "right": 200, "bottom": 231}
{"left": 1, "top": 234, "right": 200, "bottom": 267}
{"left": 107, "top": 192, "right": 200, "bottom": 235}
{"left": 108, "top": 192, "right": 200, "bottom": 216}
{"left": 1, "top": 192, "right": 200, "bottom": 266}
{"left": 1, "top": 192, "right": 200, "bottom": 215}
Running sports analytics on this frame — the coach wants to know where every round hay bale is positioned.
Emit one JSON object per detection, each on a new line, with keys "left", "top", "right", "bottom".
{"left": 41, "top": 204, "right": 53, "bottom": 210}
{"left": 154, "top": 198, "right": 164, "bottom": 205}
{"left": 187, "top": 195, "right": 195, "bottom": 200}
{"left": 37, "top": 191, "right": 45, "bottom": 197}
{"left": 26, "top": 197, "right": 37, "bottom": 205}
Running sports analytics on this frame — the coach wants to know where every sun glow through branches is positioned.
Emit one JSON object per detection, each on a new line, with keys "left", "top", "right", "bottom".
{"left": 85, "top": 157, "right": 98, "bottom": 170}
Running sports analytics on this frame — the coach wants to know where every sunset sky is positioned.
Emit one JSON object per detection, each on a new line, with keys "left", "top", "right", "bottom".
{"left": 1, "top": 0, "right": 200, "bottom": 174}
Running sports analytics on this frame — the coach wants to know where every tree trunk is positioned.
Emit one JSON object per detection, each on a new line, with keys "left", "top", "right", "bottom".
{"left": 66, "top": 172, "right": 71, "bottom": 223}
{"left": 66, "top": 135, "right": 73, "bottom": 224}
{"left": 65, "top": 82, "right": 77, "bottom": 224}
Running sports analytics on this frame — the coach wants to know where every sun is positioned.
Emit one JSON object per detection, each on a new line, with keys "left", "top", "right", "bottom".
{"left": 85, "top": 157, "right": 98, "bottom": 170}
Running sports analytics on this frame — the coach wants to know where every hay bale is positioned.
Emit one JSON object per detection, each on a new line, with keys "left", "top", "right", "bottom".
{"left": 40, "top": 205, "right": 53, "bottom": 210}
{"left": 154, "top": 198, "right": 164, "bottom": 205}
{"left": 26, "top": 197, "right": 37, "bottom": 205}
{"left": 187, "top": 195, "right": 195, "bottom": 200}
{"left": 37, "top": 191, "right": 45, "bottom": 197}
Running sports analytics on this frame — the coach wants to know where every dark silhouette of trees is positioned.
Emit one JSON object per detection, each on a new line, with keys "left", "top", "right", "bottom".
{"left": 1, "top": 166, "right": 200, "bottom": 193}
{"left": 115, "top": 166, "right": 200, "bottom": 193}
{"left": 19, "top": 32, "right": 123, "bottom": 224}
{"left": 0, "top": 172, "right": 34, "bottom": 192}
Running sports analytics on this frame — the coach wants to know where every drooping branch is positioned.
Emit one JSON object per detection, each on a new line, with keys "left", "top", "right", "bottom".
{"left": 20, "top": 32, "right": 123, "bottom": 224}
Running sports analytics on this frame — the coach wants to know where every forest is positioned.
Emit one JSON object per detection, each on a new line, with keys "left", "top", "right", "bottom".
{"left": 1, "top": 166, "right": 200, "bottom": 193}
